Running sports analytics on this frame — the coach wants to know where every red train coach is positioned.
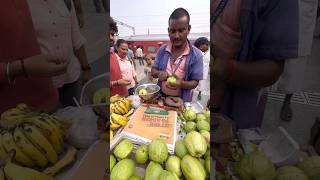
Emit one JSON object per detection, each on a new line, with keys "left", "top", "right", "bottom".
{"left": 121, "top": 32, "right": 209, "bottom": 59}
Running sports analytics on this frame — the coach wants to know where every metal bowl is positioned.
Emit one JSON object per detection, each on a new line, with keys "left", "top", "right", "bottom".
{"left": 135, "top": 83, "right": 160, "bottom": 101}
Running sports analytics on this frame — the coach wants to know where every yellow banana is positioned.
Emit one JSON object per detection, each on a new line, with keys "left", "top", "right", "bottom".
{"left": 0, "top": 133, "right": 7, "bottom": 160}
{"left": 123, "top": 108, "right": 134, "bottom": 117}
{"left": 40, "top": 113, "right": 67, "bottom": 136}
{"left": 120, "top": 98, "right": 131, "bottom": 110}
{"left": 110, "top": 94, "right": 121, "bottom": 103}
{"left": 110, "top": 119, "right": 121, "bottom": 130}
{"left": 24, "top": 116, "right": 62, "bottom": 154}
{"left": 1, "top": 131, "right": 35, "bottom": 167}
{"left": 41, "top": 115, "right": 64, "bottom": 145}
{"left": 115, "top": 104, "right": 126, "bottom": 115}
{"left": 22, "top": 124, "right": 58, "bottom": 164}
{"left": 117, "top": 101, "right": 128, "bottom": 114}
{"left": 13, "top": 127, "right": 48, "bottom": 168}
{"left": 4, "top": 151, "right": 54, "bottom": 180}
{"left": 113, "top": 104, "right": 122, "bottom": 114}
{"left": 111, "top": 113, "right": 128, "bottom": 126}
{"left": 43, "top": 145, "right": 77, "bottom": 177}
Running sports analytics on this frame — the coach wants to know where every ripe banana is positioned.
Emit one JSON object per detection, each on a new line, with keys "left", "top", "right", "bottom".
{"left": 4, "top": 151, "right": 54, "bottom": 180}
{"left": 13, "top": 127, "right": 48, "bottom": 168}
{"left": 110, "top": 94, "right": 121, "bottom": 103}
{"left": 116, "top": 101, "right": 128, "bottom": 114}
{"left": 0, "top": 133, "right": 7, "bottom": 160}
{"left": 120, "top": 98, "right": 131, "bottom": 110}
{"left": 41, "top": 116, "right": 64, "bottom": 148}
{"left": 43, "top": 145, "right": 77, "bottom": 177}
{"left": 24, "top": 116, "right": 62, "bottom": 154}
{"left": 0, "top": 108, "right": 32, "bottom": 129}
{"left": 123, "top": 108, "right": 134, "bottom": 117}
{"left": 110, "top": 119, "right": 121, "bottom": 130}
{"left": 40, "top": 114, "right": 67, "bottom": 137}
{"left": 112, "top": 104, "right": 121, "bottom": 114}
{"left": 22, "top": 124, "right": 58, "bottom": 164}
{"left": 1, "top": 131, "right": 35, "bottom": 167}
{"left": 111, "top": 113, "right": 127, "bottom": 126}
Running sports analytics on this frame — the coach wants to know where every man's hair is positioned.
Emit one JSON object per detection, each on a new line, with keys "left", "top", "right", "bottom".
{"left": 194, "top": 37, "right": 209, "bottom": 48}
{"left": 116, "top": 39, "right": 127, "bottom": 48}
{"left": 110, "top": 16, "right": 118, "bottom": 33}
{"left": 168, "top": 8, "right": 190, "bottom": 25}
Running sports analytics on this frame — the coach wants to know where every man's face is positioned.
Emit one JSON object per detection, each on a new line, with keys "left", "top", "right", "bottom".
{"left": 199, "top": 44, "right": 209, "bottom": 53}
{"left": 110, "top": 31, "right": 116, "bottom": 47}
{"left": 168, "top": 16, "right": 190, "bottom": 49}
{"left": 117, "top": 43, "right": 128, "bottom": 59}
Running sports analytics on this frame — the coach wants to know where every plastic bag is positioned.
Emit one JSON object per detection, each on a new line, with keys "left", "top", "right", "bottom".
{"left": 126, "top": 95, "right": 141, "bottom": 109}
{"left": 54, "top": 106, "right": 99, "bottom": 149}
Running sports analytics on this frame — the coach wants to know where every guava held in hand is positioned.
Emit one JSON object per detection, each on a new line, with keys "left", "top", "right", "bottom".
{"left": 138, "top": 88, "right": 148, "bottom": 96}
{"left": 166, "top": 76, "right": 177, "bottom": 85}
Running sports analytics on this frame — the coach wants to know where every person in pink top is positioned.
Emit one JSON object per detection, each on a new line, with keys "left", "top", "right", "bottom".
{"left": 115, "top": 39, "right": 138, "bottom": 95}
{"left": 0, "top": 0, "right": 68, "bottom": 113}
{"left": 27, "top": 0, "right": 91, "bottom": 107}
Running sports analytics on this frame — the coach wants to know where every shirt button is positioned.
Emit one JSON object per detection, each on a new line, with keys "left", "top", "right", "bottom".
{"left": 49, "top": 10, "right": 52, "bottom": 14}
{"left": 56, "top": 46, "right": 60, "bottom": 49}
{"left": 52, "top": 22, "right": 56, "bottom": 25}
{"left": 54, "top": 34, "right": 58, "bottom": 38}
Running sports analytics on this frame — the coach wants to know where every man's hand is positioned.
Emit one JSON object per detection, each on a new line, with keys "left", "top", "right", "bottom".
{"left": 11, "top": 54, "right": 69, "bottom": 78}
{"left": 117, "top": 79, "right": 131, "bottom": 86}
{"left": 213, "top": 57, "right": 232, "bottom": 81}
{"left": 166, "top": 77, "right": 182, "bottom": 89}
{"left": 158, "top": 71, "right": 168, "bottom": 81}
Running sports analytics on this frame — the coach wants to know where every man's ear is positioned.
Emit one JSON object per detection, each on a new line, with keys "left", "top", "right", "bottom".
{"left": 188, "top": 25, "right": 191, "bottom": 31}
{"left": 168, "top": 27, "right": 170, "bottom": 34}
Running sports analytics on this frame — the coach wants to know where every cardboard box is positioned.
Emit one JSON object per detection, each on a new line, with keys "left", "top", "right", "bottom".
{"left": 70, "top": 140, "right": 107, "bottom": 180}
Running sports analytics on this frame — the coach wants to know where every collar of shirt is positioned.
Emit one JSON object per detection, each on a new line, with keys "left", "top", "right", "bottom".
{"left": 115, "top": 53, "right": 129, "bottom": 62}
{"left": 165, "top": 41, "right": 190, "bottom": 58}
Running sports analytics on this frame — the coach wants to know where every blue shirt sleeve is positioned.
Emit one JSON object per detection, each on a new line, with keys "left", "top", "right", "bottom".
{"left": 189, "top": 51, "right": 204, "bottom": 81}
{"left": 253, "top": 0, "right": 299, "bottom": 60}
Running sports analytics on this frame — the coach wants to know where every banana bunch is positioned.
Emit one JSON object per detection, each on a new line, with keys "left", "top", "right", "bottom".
{"left": 110, "top": 95, "right": 134, "bottom": 117}
{"left": 0, "top": 104, "right": 76, "bottom": 178}
{"left": 1, "top": 150, "right": 54, "bottom": 180}
{"left": 110, "top": 113, "right": 128, "bottom": 130}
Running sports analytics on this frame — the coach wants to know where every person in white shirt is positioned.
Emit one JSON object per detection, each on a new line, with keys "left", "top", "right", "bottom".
{"left": 194, "top": 37, "right": 210, "bottom": 99}
{"left": 136, "top": 46, "right": 144, "bottom": 66}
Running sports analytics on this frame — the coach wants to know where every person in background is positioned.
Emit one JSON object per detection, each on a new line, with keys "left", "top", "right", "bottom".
{"left": 116, "top": 39, "right": 138, "bottom": 95}
{"left": 278, "top": 0, "right": 318, "bottom": 122}
{"left": 0, "top": 0, "right": 68, "bottom": 113}
{"left": 194, "top": 37, "right": 210, "bottom": 100}
{"left": 127, "top": 45, "right": 136, "bottom": 70}
{"left": 27, "top": 0, "right": 91, "bottom": 107}
{"left": 144, "top": 54, "right": 155, "bottom": 82}
{"left": 151, "top": 8, "right": 203, "bottom": 102}
{"left": 136, "top": 46, "right": 144, "bottom": 66}
{"left": 109, "top": 17, "right": 130, "bottom": 97}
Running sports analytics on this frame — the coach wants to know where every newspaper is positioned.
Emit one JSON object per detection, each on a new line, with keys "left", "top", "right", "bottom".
{"left": 111, "top": 105, "right": 178, "bottom": 154}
